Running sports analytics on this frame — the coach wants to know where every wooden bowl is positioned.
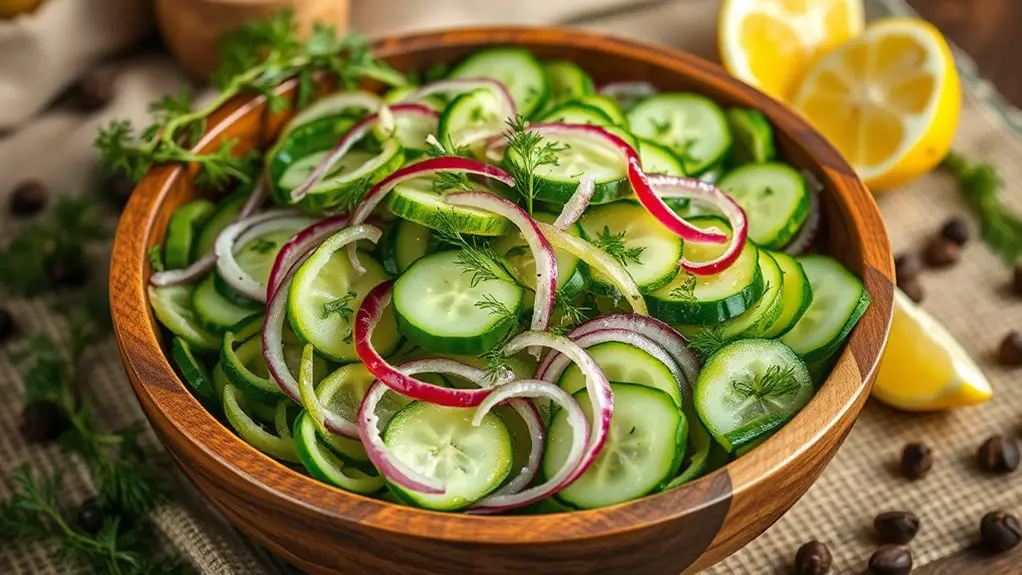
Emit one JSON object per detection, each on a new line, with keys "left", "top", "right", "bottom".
{"left": 111, "top": 27, "right": 894, "bottom": 575}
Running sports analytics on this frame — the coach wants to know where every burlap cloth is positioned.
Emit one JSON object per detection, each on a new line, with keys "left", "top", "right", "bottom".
{"left": 2, "top": 0, "right": 1021, "bottom": 573}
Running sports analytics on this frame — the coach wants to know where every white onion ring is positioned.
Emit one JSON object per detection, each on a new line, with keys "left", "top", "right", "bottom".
{"left": 554, "top": 174, "right": 596, "bottom": 230}
{"left": 400, "top": 78, "right": 516, "bottom": 121}
{"left": 214, "top": 210, "right": 314, "bottom": 303}
{"left": 265, "top": 213, "right": 349, "bottom": 301}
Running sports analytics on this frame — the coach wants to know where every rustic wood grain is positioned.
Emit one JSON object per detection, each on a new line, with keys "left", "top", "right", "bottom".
{"left": 109, "top": 27, "right": 894, "bottom": 575}
{"left": 910, "top": 0, "right": 1022, "bottom": 108}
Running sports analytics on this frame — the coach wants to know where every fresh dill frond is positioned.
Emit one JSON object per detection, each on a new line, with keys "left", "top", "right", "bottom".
{"left": 942, "top": 151, "right": 1022, "bottom": 265}
{"left": 593, "top": 226, "right": 645, "bottom": 267}
{"left": 321, "top": 291, "right": 358, "bottom": 321}
{"left": 551, "top": 291, "right": 594, "bottom": 334}
{"left": 686, "top": 326, "right": 729, "bottom": 362}
{"left": 474, "top": 293, "right": 516, "bottom": 320}
{"left": 669, "top": 275, "right": 697, "bottom": 301}
{"left": 503, "top": 115, "right": 564, "bottom": 214}
{"left": 730, "top": 365, "right": 801, "bottom": 399}
{"left": 432, "top": 210, "right": 519, "bottom": 288}
{"left": 425, "top": 134, "right": 475, "bottom": 193}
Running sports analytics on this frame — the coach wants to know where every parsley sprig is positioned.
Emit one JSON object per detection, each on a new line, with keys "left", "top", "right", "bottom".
{"left": 941, "top": 151, "right": 1022, "bottom": 266}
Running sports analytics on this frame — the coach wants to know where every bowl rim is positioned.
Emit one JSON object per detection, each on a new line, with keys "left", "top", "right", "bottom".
{"left": 110, "top": 25, "right": 894, "bottom": 545}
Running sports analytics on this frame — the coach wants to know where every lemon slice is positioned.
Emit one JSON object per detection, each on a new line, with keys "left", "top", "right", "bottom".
{"left": 791, "top": 18, "right": 961, "bottom": 190}
{"left": 871, "top": 289, "right": 992, "bottom": 411}
{"left": 719, "top": 0, "right": 865, "bottom": 102}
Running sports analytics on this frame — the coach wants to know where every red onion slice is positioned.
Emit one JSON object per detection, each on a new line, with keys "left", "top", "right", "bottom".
{"left": 215, "top": 210, "right": 315, "bottom": 303}
{"left": 783, "top": 190, "right": 820, "bottom": 256}
{"left": 290, "top": 104, "right": 439, "bottom": 203}
{"left": 536, "top": 221, "right": 648, "bottom": 316}
{"left": 346, "top": 156, "right": 514, "bottom": 274}
{"left": 354, "top": 281, "right": 497, "bottom": 407}
{"left": 467, "top": 379, "right": 587, "bottom": 513}
{"left": 554, "top": 174, "right": 596, "bottom": 230}
{"left": 266, "top": 213, "right": 349, "bottom": 301}
{"left": 647, "top": 173, "right": 750, "bottom": 276}
{"left": 263, "top": 224, "right": 383, "bottom": 403}
{"left": 400, "top": 78, "right": 516, "bottom": 120}
{"left": 150, "top": 176, "right": 268, "bottom": 287}
{"left": 444, "top": 191, "right": 557, "bottom": 336}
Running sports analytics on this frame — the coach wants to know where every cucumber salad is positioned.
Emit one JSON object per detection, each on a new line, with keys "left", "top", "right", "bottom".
{"left": 148, "top": 47, "right": 870, "bottom": 513}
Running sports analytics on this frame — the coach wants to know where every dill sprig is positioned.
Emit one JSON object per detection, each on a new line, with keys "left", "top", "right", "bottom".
{"left": 95, "top": 9, "right": 405, "bottom": 190}
{"left": 503, "top": 115, "right": 564, "bottom": 214}
{"left": 425, "top": 135, "right": 475, "bottom": 193}
{"left": 322, "top": 290, "right": 358, "bottom": 343}
{"left": 686, "top": 326, "right": 728, "bottom": 362}
{"left": 669, "top": 275, "right": 697, "bottom": 301}
{"left": 730, "top": 365, "right": 801, "bottom": 399}
{"left": 550, "top": 292, "right": 594, "bottom": 334}
{"left": 941, "top": 151, "right": 1022, "bottom": 266}
{"left": 592, "top": 226, "right": 645, "bottom": 267}
{"left": 432, "top": 210, "right": 518, "bottom": 288}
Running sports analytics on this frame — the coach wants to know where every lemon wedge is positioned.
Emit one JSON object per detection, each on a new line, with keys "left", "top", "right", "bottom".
{"left": 871, "top": 289, "right": 992, "bottom": 411}
{"left": 719, "top": 0, "right": 865, "bottom": 102}
{"left": 790, "top": 18, "right": 961, "bottom": 190}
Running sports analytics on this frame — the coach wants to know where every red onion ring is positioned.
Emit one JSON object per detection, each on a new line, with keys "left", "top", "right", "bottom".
{"left": 346, "top": 156, "right": 514, "bottom": 274}
{"left": 150, "top": 176, "right": 268, "bottom": 287}
{"left": 262, "top": 224, "right": 382, "bottom": 403}
{"left": 355, "top": 281, "right": 497, "bottom": 407}
{"left": 467, "top": 379, "right": 588, "bottom": 513}
{"left": 400, "top": 78, "right": 516, "bottom": 121}
{"left": 265, "top": 213, "right": 349, "bottom": 301}
{"left": 214, "top": 210, "right": 315, "bottom": 303}
{"left": 554, "top": 174, "right": 596, "bottom": 230}
{"left": 290, "top": 103, "right": 439, "bottom": 203}
{"left": 444, "top": 191, "right": 557, "bottom": 336}
{"left": 647, "top": 173, "right": 749, "bottom": 275}
{"left": 783, "top": 190, "right": 820, "bottom": 255}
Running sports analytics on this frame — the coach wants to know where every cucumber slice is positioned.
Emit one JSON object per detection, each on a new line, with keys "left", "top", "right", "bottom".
{"left": 577, "top": 95, "right": 629, "bottom": 128}
{"left": 699, "top": 163, "right": 725, "bottom": 185}
{"left": 781, "top": 255, "right": 870, "bottom": 362}
{"left": 666, "top": 405, "right": 712, "bottom": 487}
{"left": 288, "top": 245, "right": 400, "bottom": 363}
{"left": 373, "top": 106, "right": 436, "bottom": 152}
{"left": 542, "top": 59, "right": 596, "bottom": 112}
{"left": 267, "top": 115, "right": 360, "bottom": 204}
{"left": 626, "top": 93, "right": 731, "bottom": 175}
{"left": 234, "top": 225, "right": 308, "bottom": 288}
{"left": 557, "top": 341, "right": 683, "bottom": 407}
{"left": 537, "top": 102, "right": 613, "bottom": 126}
{"left": 449, "top": 47, "right": 549, "bottom": 117}
{"left": 761, "top": 252, "right": 813, "bottom": 338}
{"left": 504, "top": 128, "right": 630, "bottom": 205}
{"left": 212, "top": 273, "right": 261, "bottom": 309}
{"left": 726, "top": 108, "right": 776, "bottom": 167}
{"left": 639, "top": 138, "right": 687, "bottom": 177}
{"left": 164, "top": 199, "right": 214, "bottom": 269}
{"left": 222, "top": 383, "right": 299, "bottom": 462}
{"left": 646, "top": 216, "right": 764, "bottom": 325}
{"left": 293, "top": 411, "right": 384, "bottom": 494}
{"left": 221, "top": 325, "right": 328, "bottom": 404}
{"left": 170, "top": 337, "right": 218, "bottom": 408}
{"left": 578, "top": 201, "right": 682, "bottom": 293}
{"left": 383, "top": 401, "right": 513, "bottom": 511}
{"left": 492, "top": 211, "right": 587, "bottom": 300}
{"left": 312, "top": 363, "right": 388, "bottom": 470}
{"left": 695, "top": 339, "right": 813, "bottom": 452}
{"left": 285, "top": 91, "right": 380, "bottom": 134}
{"left": 149, "top": 285, "right": 220, "bottom": 351}
{"left": 193, "top": 190, "right": 246, "bottom": 259}
{"left": 717, "top": 163, "right": 809, "bottom": 249}
{"left": 438, "top": 89, "right": 508, "bottom": 151}
{"left": 387, "top": 175, "right": 514, "bottom": 237}
{"left": 382, "top": 86, "right": 445, "bottom": 110}
{"left": 191, "top": 274, "right": 258, "bottom": 334}
{"left": 546, "top": 383, "right": 686, "bottom": 509}
{"left": 393, "top": 251, "right": 523, "bottom": 355}
{"left": 288, "top": 140, "right": 406, "bottom": 211}
{"left": 390, "top": 219, "right": 435, "bottom": 273}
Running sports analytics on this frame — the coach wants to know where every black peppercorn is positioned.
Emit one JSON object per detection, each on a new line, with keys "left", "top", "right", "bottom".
{"left": 19, "top": 401, "right": 69, "bottom": 443}
{"left": 998, "top": 331, "right": 1022, "bottom": 367}
{"left": 794, "top": 540, "right": 832, "bottom": 575}
{"left": 977, "top": 435, "right": 1020, "bottom": 473}
{"left": 900, "top": 443, "right": 933, "bottom": 480}
{"left": 894, "top": 253, "right": 922, "bottom": 283}
{"left": 77, "top": 498, "right": 109, "bottom": 534}
{"left": 9, "top": 180, "right": 48, "bottom": 216}
{"left": 923, "top": 237, "right": 960, "bottom": 268}
{"left": 868, "top": 545, "right": 912, "bottom": 575}
{"left": 69, "top": 71, "right": 113, "bottom": 112}
{"left": 0, "top": 307, "right": 14, "bottom": 344}
{"left": 940, "top": 217, "right": 970, "bottom": 246}
{"left": 981, "top": 511, "right": 1022, "bottom": 553}
{"left": 899, "top": 279, "right": 924, "bottom": 304}
{"left": 874, "top": 511, "right": 920, "bottom": 544}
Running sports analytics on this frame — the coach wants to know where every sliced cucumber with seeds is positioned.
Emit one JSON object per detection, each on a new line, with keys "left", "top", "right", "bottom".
{"left": 293, "top": 411, "right": 384, "bottom": 494}
{"left": 717, "top": 163, "right": 809, "bottom": 249}
{"left": 505, "top": 130, "right": 630, "bottom": 205}
{"left": 194, "top": 190, "right": 246, "bottom": 259}
{"left": 726, "top": 108, "right": 776, "bottom": 167}
{"left": 383, "top": 401, "right": 513, "bottom": 511}
{"left": 388, "top": 175, "right": 514, "bottom": 236}
{"left": 449, "top": 47, "right": 549, "bottom": 117}
{"left": 557, "top": 341, "right": 682, "bottom": 407}
{"left": 438, "top": 89, "right": 508, "bottom": 151}
{"left": 311, "top": 362, "right": 387, "bottom": 471}
{"left": 492, "top": 211, "right": 587, "bottom": 300}
{"left": 393, "top": 250, "right": 523, "bottom": 355}
{"left": 541, "top": 59, "right": 595, "bottom": 112}
{"left": 695, "top": 339, "right": 813, "bottom": 453}
{"left": 781, "top": 255, "right": 870, "bottom": 362}
{"left": 646, "top": 216, "right": 764, "bottom": 325}
{"left": 221, "top": 324, "right": 329, "bottom": 404}
{"left": 170, "top": 337, "right": 218, "bottom": 408}
{"left": 639, "top": 138, "right": 687, "bottom": 177}
{"left": 149, "top": 285, "right": 220, "bottom": 351}
{"left": 164, "top": 199, "right": 214, "bottom": 270}
{"left": 192, "top": 274, "right": 259, "bottom": 334}
{"left": 546, "top": 383, "right": 687, "bottom": 509}
{"left": 761, "top": 252, "right": 813, "bottom": 339}
{"left": 537, "top": 102, "right": 613, "bottom": 126}
{"left": 577, "top": 95, "right": 629, "bottom": 127}
{"left": 288, "top": 244, "right": 400, "bottom": 363}
{"left": 222, "top": 383, "right": 300, "bottom": 462}
{"left": 579, "top": 201, "right": 683, "bottom": 293}
{"left": 627, "top": 93, "right": 731, "bottom": 175}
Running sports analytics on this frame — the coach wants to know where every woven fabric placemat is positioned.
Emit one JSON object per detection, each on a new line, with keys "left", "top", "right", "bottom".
{"left": 2, "top": 0, "right": 1020, "bottom": 573}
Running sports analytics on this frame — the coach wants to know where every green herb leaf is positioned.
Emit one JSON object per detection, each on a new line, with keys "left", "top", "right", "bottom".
{"left": 593, "top": 226, "right": 645, "bottom": 267}
{"left": 942, "top": 151, "right": 1022, "bottom": 266}
{"left": 503, "top": 115, "right": 564, "bottom": 214}
{"left": 147, "top": 244, "right": 165, "bottom": 272}
{"left": 668, "top": 275, "right": 697, "bottom": 301}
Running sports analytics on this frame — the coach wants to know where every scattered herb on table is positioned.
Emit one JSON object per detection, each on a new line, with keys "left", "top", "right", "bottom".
{"left": 941, "top": 151, "right": 1022, "bottom": 266}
